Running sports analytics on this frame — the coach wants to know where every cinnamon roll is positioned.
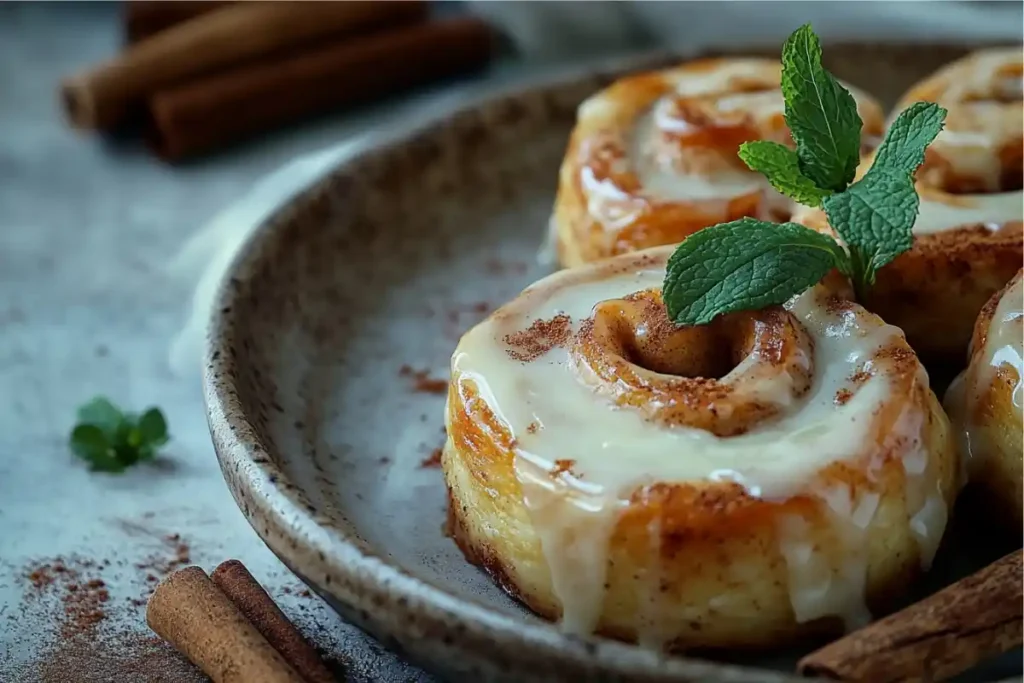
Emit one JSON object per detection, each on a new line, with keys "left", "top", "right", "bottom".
{"left": 444, "top": 247, "right": 958, "bottom": 651}
{"left": 945, "top": 270, "right": 1023, "bottom": 531}
{"left": 550, "top": 58, "right": 885, "bottom": 267}
{"left": 794, "top": 48, "right": 1023, "bottom": 362}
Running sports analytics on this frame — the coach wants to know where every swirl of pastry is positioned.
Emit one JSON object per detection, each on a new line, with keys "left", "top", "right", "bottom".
{"left": 901, "top": 47, "right": 1023, "bottom": 194}
{"left": 945, "top": 270, "right": 1023, "bottom": 531}
{"left": 792, "top": 50, "right": 1023, "bottom": 362}
{"left": 550, "top": 58, "right": 885, "bottom": 267}
{"left": 444, "top": 247, "right": 957, "bottom": 651}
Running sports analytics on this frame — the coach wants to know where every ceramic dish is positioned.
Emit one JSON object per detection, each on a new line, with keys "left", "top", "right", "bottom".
{"left": 204, "top": 45, "right": 1020, "bottom": 682}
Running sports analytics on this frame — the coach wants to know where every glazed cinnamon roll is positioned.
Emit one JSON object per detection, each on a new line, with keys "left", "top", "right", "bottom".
{"left": 794, "top": 48, "right": 1023, "bottom": 362}
{"left": 550, "top": 58, "right": 885, "bottom": 267}
{"left": 945, "top": 270, "right": 1023, "bottom": 531}
{"left": 444, "top": 247, "right": 958, "bottom": 651}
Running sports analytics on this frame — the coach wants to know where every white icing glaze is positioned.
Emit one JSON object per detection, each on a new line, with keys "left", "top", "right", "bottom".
{"left": 913, "top": 189, "right": 1024, "bottom": 235}
{"left": 452, "top": 248, "right": 943, "bottom": 638}
{"left": 896, "top": 47, "right": 1023, "bottom": 193}
{"left": 891, "top": 47, "right": 1023, "bottom": 202}
{"left": 573, "top": 59, "right": 882, "bottom": 235}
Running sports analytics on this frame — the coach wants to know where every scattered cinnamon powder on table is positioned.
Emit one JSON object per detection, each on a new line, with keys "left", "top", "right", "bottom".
{"left": 400, "top": 365, "right": 448, "bottom": 394}
{"left": 504, "top": 314, "right": 573, "bottom": 362}
{"left": 420, "top": 447, "right": 443, "bottom": 468}
{"left": 22, "top": 557, "right": 112, "bottom": 640}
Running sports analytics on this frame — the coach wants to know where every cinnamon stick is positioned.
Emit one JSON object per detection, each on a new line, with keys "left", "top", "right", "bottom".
{"left": 124, "top": 1, "right": 237, "bottom": 44}
{"left": 211, "top": 560, "right": 334, "bottom": 683}
{"left": 147, "top": 566, "right": 304, "bottom": 683}
{"left": 146, "top": 16, "right": 494, "bottom": 161}
{"left": 798, "top": 550, "right": 1023, "bottom": 682}
{"left": 63, "top": 1, "right": 428, "bottom": 130}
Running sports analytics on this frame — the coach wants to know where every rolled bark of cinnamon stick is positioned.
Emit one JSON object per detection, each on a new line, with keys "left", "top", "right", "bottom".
{"left": 211, "top": 560, "right": 334, "bottom": 683}
{"left": 147, "top": 16, "right": 494, "bottom": 162}
{"left": 798, "top": 549, "right": 1023, "bottom": 682}
{"left": 63, "top": 0, "right": 428, "bottom": 130}
{"left": 124, "top": 1, "right": 238, "bottom": 44}
{"left": 147, "top": 566, "right": 305, "bottom": 683}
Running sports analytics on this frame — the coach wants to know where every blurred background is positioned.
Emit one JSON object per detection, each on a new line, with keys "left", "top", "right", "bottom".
{"left": 1, "top": 2, "right": 1021, "bottom": 681}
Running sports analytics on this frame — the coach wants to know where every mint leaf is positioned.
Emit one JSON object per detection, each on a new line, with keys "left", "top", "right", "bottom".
{"left": 70, "top": 397, "right": 170, "bottom": 473}
{"left": 781, "top": 24, "right": 862, "bottom": 192}
{"left": 823, "top": 102, "right": 946, "bottom": 297}
{"left": 77, "top": 397, "right": 123, "bottom": 437}
{"left": 70, "top": 424, "right": 125, "bottom": 472}
{"left": 738, "top": 140, "right": 833, "bottom": 207}
{"left": 872, "top": 102, "right": 946, "bottom": 175}
{"left": 138, "top": 408, "right": 169, "bottom": 446}
{"left": 663, "top": 218, "right": 850, "bottom": 325}
{"left": 822, "top": 167, "right": 918, "bottom": 294}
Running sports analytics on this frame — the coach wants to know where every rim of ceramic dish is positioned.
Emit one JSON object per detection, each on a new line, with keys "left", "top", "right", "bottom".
{"left": 203, "top": 45, "right": 1000, "bottom": 681}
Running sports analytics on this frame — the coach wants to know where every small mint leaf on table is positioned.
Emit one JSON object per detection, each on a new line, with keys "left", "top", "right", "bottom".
{"left": 663, "top": 218, "right": 850, "bottom": 326}
{"left": 70, "top": 424, "right": 125, "bottom": 473}
{"left": 70, "top": 397, "right": 170, "bottom": 473}
{"left": 138, "top": 408, "right": 169, "bottom": 446}
{"left": 781, "top": 24, "right": 863, "bottom": 192}
{"left": 76, "top": 397, "right": 123, "bottom": 436}
{"left": 738, "top": 140, "right": 833, "bottom": 207}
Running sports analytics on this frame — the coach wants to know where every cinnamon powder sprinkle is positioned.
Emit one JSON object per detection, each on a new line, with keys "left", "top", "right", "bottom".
{"left": 504, "top": 314, "right": 573, "bottom": 362}
{"left": 551, "top": 459, "right": 575, "bottom": 476}
{"left": 420, "top": 447, "right": 443, "bottom": 468}
{"left": 850, "top": 370, "right": 872, "bottom": 385}
{"left": 400, "top": 365, "right": 448, "bottom": 394}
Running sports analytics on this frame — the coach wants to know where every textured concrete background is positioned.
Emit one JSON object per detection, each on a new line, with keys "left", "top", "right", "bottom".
{"left": 2, "top": 4, "right": 1020, "bottom": 682}
{"left": 0, "top": 3, "right": 501, "bottom": 680}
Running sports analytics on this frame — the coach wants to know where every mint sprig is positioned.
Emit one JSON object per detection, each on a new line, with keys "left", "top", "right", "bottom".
{"left": 70, "top": 396, "right": 169, "bottom": 472}
{"left": 664, "top": 218, "right": 850, "bottom": 325}
{"left": 780, "top": 24, "right": 863, "bottom": 192}
{"left": 738, "top": 141, "right": 833, "bottom": 208}
{"left": 662, "top": 25, "right": 945, "bottom": 326}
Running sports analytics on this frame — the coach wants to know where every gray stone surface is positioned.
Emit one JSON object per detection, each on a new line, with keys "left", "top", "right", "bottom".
{"left": 0, "top": 3, "right": 516, "bottom": 680}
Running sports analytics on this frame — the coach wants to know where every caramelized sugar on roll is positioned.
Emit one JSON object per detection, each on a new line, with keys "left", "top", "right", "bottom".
{"left": 550, "top": 59, "right": 885, "bottom": 267}
{"left": 444, "top": 247, "right": 957, "bottom": 651}
{"left": 900, "top": 47, "right": 1023, "bottom": 194}
{"left": 945, "top": 270, "right": 1023, "bottom": 531}
{"left": 793, "top": 49, "right": 1023, "bottom": 362}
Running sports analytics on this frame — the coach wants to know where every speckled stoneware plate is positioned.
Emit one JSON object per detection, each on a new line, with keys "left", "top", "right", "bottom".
{"left": 205, "top": 45, "right": 1020, "bottom": 682}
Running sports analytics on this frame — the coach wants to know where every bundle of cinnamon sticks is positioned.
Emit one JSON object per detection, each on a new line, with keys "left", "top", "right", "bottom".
{"left": 62, "top": 1, "right": 495, "bottom": 161}
{"left": 151, "top": 551, "right": 1022, "bottom": 682}
{"left": 148, "top": 559, "right": 335, "bottom": 682}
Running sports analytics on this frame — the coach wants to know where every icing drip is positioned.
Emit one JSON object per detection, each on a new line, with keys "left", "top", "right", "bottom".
{"left": 635, "top": 514, "right": 671, "bottom": 651}
{"left": 777, "top": 485, "right": 879, "bottom": 631}
{"left": 452, "top": 249, "right": 945, "bottom": 640}
{"left": 514, "top": 453, "right": 620, "bottom": 636}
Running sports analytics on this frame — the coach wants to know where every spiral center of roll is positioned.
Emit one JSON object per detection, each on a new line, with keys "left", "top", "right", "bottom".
{"left": 572, "top": 289, "right": 814, "bottom": 436}
{"left": 597, "top": 290, "right": 748, "bottom": 379}
{"left": 920, "top": 61, "right": 1023, "bottom": 194}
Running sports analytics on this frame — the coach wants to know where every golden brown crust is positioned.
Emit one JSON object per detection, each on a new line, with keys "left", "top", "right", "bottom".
{"left": 552, "top": 59, "right": 885, "bottom": 267}
{"left": 444, "top": 282, "right": 959, "bottom": 650}
{"left": 948, "top": 270, "right": 1024, "bottom": 531}
{"left": 859, "top": 222, "right": 1023, "bottom": 363}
